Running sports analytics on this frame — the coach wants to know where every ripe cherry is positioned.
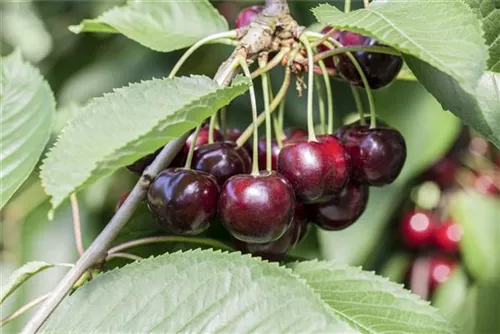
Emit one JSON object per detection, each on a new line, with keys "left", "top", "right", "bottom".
{"left": 400, "top": 209, "right": 436, "bottom": 248}
{"left": 408, "top": 256, "right": 456, "bottom": 298}
{"left": 233, "top": 203, "right": 308, "bottom": 261}
{"left": 433, "top": 220, "right": 462, "bottom": 254}
{"left": 235, "top": 5, "right": 263, "bottom": 28}
{"left": 310, "top": 182, "right": 369, "bottom": 230}
{"left": 317, "top": 26, "right": 341, "bottom": 69}
{"left": 337, "top": 124, "right": 406, "bottom": 186}
{"left": 192, "top": 142, "right": 251, "bottom": 187}
{"left": 425, "top": 157, "right": 458, "bottom": 188}
{"left": 184, "top": 126, "right": 223, "bottom": 156}
{"left": 334, "top": 31, "right": 403, "bottom": 89}
{"left": 258, "top": 128, "right": 306, "bottom": 170}
{"left": 277, "top": 135, "right": 350, "bottom": 202}
{"left": 472, "top": 172, "right": 500, "bottom": 196}
{"left": 283, "top": 127, "right": 307, "bottom": 141}
{"left": 428, "top": 256, "right": 456, "bottom": 290}
{"left": 147, "top": 168, "right": 219, "bottom": 235}
{"left": 218, "top": 171, "right": 295, "bottom": 243}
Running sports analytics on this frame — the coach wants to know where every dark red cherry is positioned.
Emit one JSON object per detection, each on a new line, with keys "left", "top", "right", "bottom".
{"left": 258, "top": 137, "right": 280, "bottom": 170}
{"left": 433, "top": 220, "right": 462, "bottom": 254}
{"left": 400, "top": 209, "right": 436, "bottom": 248}
{"left": 278, "top": 135, "right": 350, "bottom": 202}
{"left": 283, "top": 127, "right": 307, "bottom": 142}
{"left": 233, "top": 203, "right": 308, "bottom": 261}
{"left": 310, "top": 182, "right": 369, "bottom": 230}
{"left": 192, "top": 141, "right": 251, "bottom": 187}
{"left": 235, "top": 5, "right": 263, "bottom": 28}
{"left": 338, "top": 124, "right": 406, "bottom": 186}
{"left": 317, "top": 26, "right": 341, "bottom": 69}
{"left": 407, "top": 256, "right": 456, "bottom": 299}
{"left": 428, "top": 256, "right": 456, "bottom": 290}
{"left": 472, "top": 172, "right": 500, "bottom": 196}
{"left": 334, "top": 31, "right": 403, "bottom": 89}
{"left": 147, "top": 168, "right": 219, "bottom": 235}
{"left": 425, "top": 157, "right": 458, "bottom": 188}
{"left": 184, "top": 126, "right": 223, "bottom": 155}
{"left": 218, "top": 171, "right": 295, "bottom": 243}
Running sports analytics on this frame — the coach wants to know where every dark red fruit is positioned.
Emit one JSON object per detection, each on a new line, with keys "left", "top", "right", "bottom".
{"left": 218, "top": 171, "right": 295, "bottom": 243}
{"left": 425, "top": 157, "right": 458, "bottom": 188}
{"left": 192, "top": 141, "right": 251, "bottom": 187}
{"left": 433, "top": 220, "right": 462, "bottom": 254}
{"left": 278, "top": 135, "right": 350, "bottom": 202}
{"left": 258, "top": 137, "right": 280, "bottom": 170}
{"left": 184, "top": 126, "right": 223, "bottom": 156}
{"left": 428, "top": 256, "right": 456, "bottom": 290}
{"left": 310, "top": 182, "right": 369, "bottom": 230}
{"left": 233, "top": 203, "right": 308, "bottom": 261}
{"left": 147, "top": 168, "right": 219, "bottom": 235}
{"left": 472, "top": 172, "right": 500, "bottom": 196}
{"left": 283, "top": 127, "right": 307, "bottom": 142}
{"left": 317, "top": 26, "right": 341, "bottom": 69}
{"left": 126, "top": 148, "right": 162, "bottom": 174}
{"left": 115, "top": 191, "right": 131, "bottom": 212}
{"left": 338, "top": 124, "right": 406, "bottom": 186}
{"left": 408, "top": 256, "right": 456, "bottom": 299}
{"left": 235, "top": 5, "right": 263, "bottom": 28}
{"left": 400, "top": 209, "right": 436, "bottom": 248}
{"left": 335, "top": 31, "right": 403, "bottom": 89}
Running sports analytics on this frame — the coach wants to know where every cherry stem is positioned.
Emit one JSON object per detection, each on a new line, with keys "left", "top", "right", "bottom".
{"left": 105, "top": 252, "right": 144, "bottom": 262}
{"left": 0, "top": 293, "right": 51, "bottom": 327}
{"left": 208, "top": 113, "right": 217, "bottom": 143}
{"left": 273, "top": 115, "right": 283, "bottom": 149}
{"left": 70, "top": 194, "right": 84, "bottom": 257}
{"left": 236, "top": 67, "right": 291, "bottom": 148}
{"left": 350, "top": 86, "right": 366, "bottom": 125}
{"left": 364, "top": 0, "right": 370, "bottom": 8}
{"left": 220, "top": 106, "right": 227, "bottom": 137}
{"left": 251, "top": 47, "right": 288, "bottom": 79}
{"left": 168, "top": 30, "right": 238, "bottom": 78}
{"left": 299, "top": 34, "right": 317, "bottom": 142}
{"left": 314, "top": 45, "right": 400, "bottom": 63}
{"left": 318, "top": 60, "right": 334, "bottom": 133}
{"left": 278, "top": 99, "right": 286, "bottom": 131}
{"left": 314, "top": 76, "right": 326, "bottom": 134}
{"left": 238, "top": 56, "right": 260, "bottom": 175}
{"left": 345, "top": 0, "right": 351, "bottom": 12}
{"left": 107, "top": 236, "right": 234, "bottom": 254}
{"left": 184, "top": 124, "right": 202, "bottom": 169}
{"left": 259, "top": 56, "right": 273, "bottom": 171}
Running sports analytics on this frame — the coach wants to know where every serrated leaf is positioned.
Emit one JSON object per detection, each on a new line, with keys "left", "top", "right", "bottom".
{"left": 0, "top": 51, "right": 55, "bottom": 209}
{"left": 450, "top": 191, "right": 500, "bottom": 283}
{"left": 292, "top": 261, "right": 454, "bottom": 334}
{"left": 40, "top": 76, "right": 250, "bottom": 209}
{"left": 69, "top": 0, "right": 228, "bottom": 52}
{"left": 1, "top": 261, "right": 71, "bottom": 304}
{"left": 42, "top": 250, "right": 353, "bottom": 333}
{"left": 465, "top": 0, "right": 500, "bottom": 71}
{"left": 312, "top": 1, "right": 487, "bottom": 93}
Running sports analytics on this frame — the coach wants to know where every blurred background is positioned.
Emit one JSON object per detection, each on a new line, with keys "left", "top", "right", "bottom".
{"left": 1, "top": 1, "right": 499, "bottom": 333}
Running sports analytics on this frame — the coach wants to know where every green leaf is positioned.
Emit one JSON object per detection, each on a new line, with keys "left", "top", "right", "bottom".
{"left": 292, "top": 261, "right": 454, "bottom": 334}
{"left": 1, "top": 261, "right": 71, "bottom": 304}
{"left": 450, "top": 191, "right": 500, "bottom": 283}
{"left": 42, "top": 250, "right": 352, "bottom": 333}
{"left": 40, "top": 76, "right": 250, "bottom": 209}
{"left": 0, "top": 51, "right": 55, "bottom": 209}
{"left": 465, "top": 0, "right": 500, "bottom": 71}
{"left": 380, "top": 252, "right": 411, "bottom": 284}
{"left": 69, "top": 0, "right": 228, "bottom": 52}
{"left": 318, "top": 81, "right": 460, "bottom": 265}
{"left": 312, "top": 1, "right": 487, "bottom": 93}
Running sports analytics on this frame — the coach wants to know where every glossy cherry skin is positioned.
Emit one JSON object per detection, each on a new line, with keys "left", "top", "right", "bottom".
{"left": 235, "top": 5, "right": 263, "bottom": 28}
{"left": 428, "top": 256, "right": 456, "bottom": 290}
{"left": 472, "top": 172, "right": 500, "bottom": 196}
{"left": 233, "top": 203, "right": 308, "bottom": 261}
{"left": 278, "top": 135, "right": 350, "bottom": 202}
{"left": 310, "top": 182, "right": 369, "bottom": 230}
{"left": 317, "top": 26, "right": 341, "bottom": 69}
{"left": 400, "top": 209, "right": 436, "bottom": 249}
{"left": 258, "top": 128, "right": 307, "bottom": 170}
{"left": 192, "top": 141, "right": 251, "bottom": 187}
{"left": 408, "top": 256, "right": 456, "bottom": 298}
{"left": 147, "top": 168, "right": 219, "bottom": 235}
{"left": 283, "top": 127, "right": 307, "bottom": 141}
{"left": 425, "top": 157, "right": 458, "bottom": 188}
{"left": 218, "top": 171, "right": 295, "bottom": 243}
{"left": 433, "top": 220, "right": 462, "bottom": 254}
{"left": 338, "top": 124, "right": 406, "bottom": 186}
{"left": 335, "top": 31, "right": 403, "bottom": 89}
{"left": 184, "top": 126, "right": 223, "bottom": 156}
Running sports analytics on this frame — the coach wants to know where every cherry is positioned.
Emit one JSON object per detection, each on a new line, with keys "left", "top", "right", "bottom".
{"left": 337, "top": 124, "right": 406, "bottom": 186}
{"left": 433, "top": 220, "right": 462, "bottom": 254}
{"left": 400, "top": 209, "right": 436, "bottom": 249}
{"left": 277, "top": 135, "right": 350, "bottom": 202}
{"left": 472, "top": 172, "right": 500, "bottom": 196}
{"left": 235, "top": 5, "right": 263, "bottom": 28}
{"left": 258, "top": 137, "right": 280, "bottom": 170}
{"left": 192, "top": 141, "right": 251, "bottom": 187}
{"left": 425, "top": 157, "right": 458, "bottom": 188}
{"left": 310, "top": 181, "right": 369, "bottom": 230}
{"left": 233, "top": 203, "right": 308, "bottom": 261}
{"left": 147, "top": 168, "right": 219, "bottom": 235}
{"left": 218, "top": 171, "right": 295, "bottom": 243}
{"left": 428, "top": 256, "right": 456, "bottom": 290}
{"left": 184, "top": 126, "right": 223, "bottom": 156}
{"left": 317, "top": 26, "right": 341, "bottom": 69}
{"left": 283, "top": 127, "right": 307, "bottom": 141}
{"left": 407, "top": 256, "right": 456, "bottom": 298}
{"left": 334, "top": 31, "right": 403, "bottom": 89}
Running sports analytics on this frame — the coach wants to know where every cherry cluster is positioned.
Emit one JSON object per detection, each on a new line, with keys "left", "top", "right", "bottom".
{"left": 400, "top": 130, "right": 499, "bottom": 298}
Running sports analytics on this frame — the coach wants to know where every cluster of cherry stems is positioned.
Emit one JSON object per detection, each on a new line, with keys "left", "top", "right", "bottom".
{"left": 125, "top": 5, "right": 408, "bottom": 261}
